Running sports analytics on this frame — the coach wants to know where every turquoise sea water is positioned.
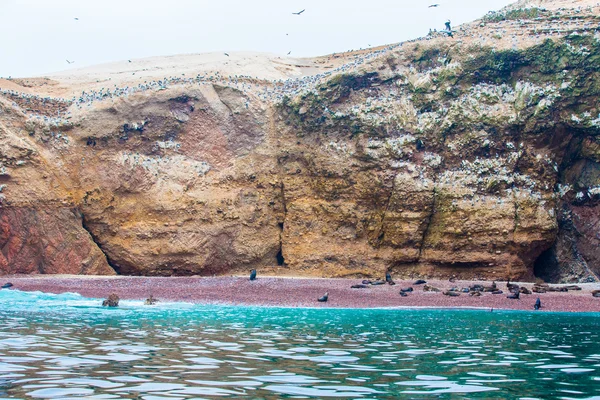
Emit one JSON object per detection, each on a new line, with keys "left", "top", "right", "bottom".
{"left": 1, "top": 290, "right": 600, "bottom": 399}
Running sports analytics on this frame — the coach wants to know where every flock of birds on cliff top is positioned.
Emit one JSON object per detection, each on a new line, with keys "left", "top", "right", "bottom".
{"left": 1, "top": 2, "right": 600, "bottom": 128}
{"left": 0, "top": 4, "right": 458, "bottom": 121}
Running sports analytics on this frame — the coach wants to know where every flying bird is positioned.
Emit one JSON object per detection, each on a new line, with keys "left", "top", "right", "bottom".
{"left": 224, "top": 53, "right": 230, "bottom": 57}
{"left": 287, "top": 51, "right": 291, "bottom": 55}
{"left": 128, "top": 60, "right": 131, "bottom": 63}
{"left": 292, "top": 9, "right": 305, "bottom": 15}
{"left": 74, "top": 17, "right": 79, "bottom": 20}
{"left": 428, "top": 4, "right": 440, "bottom": 7}
{"left": 66, "top": 60, "right": 75, "bottom": 64}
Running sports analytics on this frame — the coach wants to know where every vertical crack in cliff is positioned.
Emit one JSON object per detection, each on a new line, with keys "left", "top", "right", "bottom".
{"left": 512, "top": 190, "right": 519, "bottom": 235}
{"left": 374, "top": 172, "right": 399, "bottom": 248}
{"left": 78, "top": 209, "right": 119, "bottom": 274}
{"left": 278, "top": 182, "right": 287, "bottom": 266}
{"left": 417, "top": 186, "right": 437, "bottom": 261}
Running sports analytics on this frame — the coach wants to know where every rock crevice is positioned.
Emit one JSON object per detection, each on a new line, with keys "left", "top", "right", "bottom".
{"left": 1, "top": 0, "right": 600, "bottom": 280}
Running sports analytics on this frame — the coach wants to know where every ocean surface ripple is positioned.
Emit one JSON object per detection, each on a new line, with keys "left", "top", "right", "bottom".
{"left": 1, "top": 290, "right": 599, "bottom": 399}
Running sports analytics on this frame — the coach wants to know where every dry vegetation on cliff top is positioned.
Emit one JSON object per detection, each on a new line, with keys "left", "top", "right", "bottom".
{"left": 0, "top": 0, "right": 599, "bottom": 283}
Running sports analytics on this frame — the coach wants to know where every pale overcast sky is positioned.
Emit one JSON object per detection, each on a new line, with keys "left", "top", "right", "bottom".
{"left": 0, "top": 0, "right": 514, "bottom": 78}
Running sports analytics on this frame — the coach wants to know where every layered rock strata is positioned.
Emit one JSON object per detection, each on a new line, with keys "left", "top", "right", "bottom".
{"left": 0, "top": 0, "right": 599, "bottom": 281}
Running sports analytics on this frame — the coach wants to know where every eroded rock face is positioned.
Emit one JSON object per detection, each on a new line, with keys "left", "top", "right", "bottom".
{"left": 1, "top": 1, "right": 599, "bottom": 280}
{"left": 0, "top": 207, "right": 113, "bottom": 275}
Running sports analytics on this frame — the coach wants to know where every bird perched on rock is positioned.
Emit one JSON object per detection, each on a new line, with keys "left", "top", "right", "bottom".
{"left": 534, "top": 298, "right": 541, "bottom": 310}
{"left": 1, "top": 282, "right": 13, "bottom": 289}
{"left": 249, "top": 269, "right": 257, "bottom": 281}
{"left": 318, "top": 292, "right": 328, "bottom": 302}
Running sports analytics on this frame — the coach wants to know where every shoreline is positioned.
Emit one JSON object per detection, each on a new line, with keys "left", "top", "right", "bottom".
{"left": 1, "top": 275, "right": 599, "bottom": 313}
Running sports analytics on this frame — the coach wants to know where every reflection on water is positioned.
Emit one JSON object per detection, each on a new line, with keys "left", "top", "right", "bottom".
{"left": 1, "top": 290, "right": 600, "bottom": 399}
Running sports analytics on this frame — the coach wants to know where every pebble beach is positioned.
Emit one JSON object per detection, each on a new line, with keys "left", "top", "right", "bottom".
{"left": 2, "top": 275, "right": 599, "bottom": 312}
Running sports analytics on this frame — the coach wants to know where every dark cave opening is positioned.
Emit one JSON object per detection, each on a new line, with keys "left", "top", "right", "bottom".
{"left": 276, "top": 249, "right": 285, "bottom": 266}
{"left": 277, "top": 221, "right": 285, "bottom": 266}
{"left": 533, "top": 247, "right": 558, "bottom": 283}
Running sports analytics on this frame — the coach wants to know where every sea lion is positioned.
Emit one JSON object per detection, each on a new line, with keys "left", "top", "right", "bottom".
{"left": 399, "top": 291, "right": 408, "bottom": 297}
{"left": 564, "top": 285, "right": 582, "bottom": 291}
{"left": 461, "top": 288, "right": 470, "bottom": 293}
{"left": 507, "top": 291, "right": 520, "bottom": 299}
{"left": 532, "top": 285, "right": 547, "bottom": 293}
{"left": 443, "top": 291, "right": 460, "bottom": 297}
{"left": 414, "top": 279, "right": 427, "bottom": 285}
{"left": 1, "top": 282, "right": 13, "bottom": 289}
{"left": 469, "top": 291, "right": 482, "bottom": 297}
{"left": 385, "top": 272, "right": 396, "bottom": 286}
{"left": 520, "top": 287, "right": 532, "bottom": 295}
{"left": 534, "top": 298, "right": 541, "bottom": 310}
{"left": 483, "top": 282, "right": 497, "bottom": 292}
{"left": 249, "top": 269, "right": 257, "bottom": 281}
{"left": 102, "top": 293, "right": 120, "bottom": 307}
{"left": 144, "top": 295, "right": 158, "bottom": 305}
{"left": 351, "top": 284, "right": 368, "bottom": 289}
{"left": 492, "top": 290, "right": 503, "bottom": 295}
{"left": 592, "top": 290, "right": 600, "bottom": 298}
{"left": 470, "top": 284, "right": 484, "bottom": 292}
{"left": 548, "top": 286, "right": 568, "bottom": 292}
{"left": 362, "top": 279, "right": 372, "bottom": 285}
{"left": 449, "top": 275, "right": 457, "bottom": 283}
{"left": 400, "top": 287, "right": 414, "bottom": 293}
{"left": 317, "top": 292, "right": 329, "bottom": 302}
{"left": 371, "top": 280, "right": 386, "bottom": 285}
{"left": 423, "top": 284, "right": 440, "bottom": 292}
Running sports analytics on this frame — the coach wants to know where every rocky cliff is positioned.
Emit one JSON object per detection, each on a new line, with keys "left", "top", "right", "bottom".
{"left": 1, "top": 0, "right": 599, "bottom": 282}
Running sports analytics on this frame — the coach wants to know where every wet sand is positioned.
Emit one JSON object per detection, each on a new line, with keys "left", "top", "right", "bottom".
{"left": 1, "top": 275, "right": 599, "bottom": 312}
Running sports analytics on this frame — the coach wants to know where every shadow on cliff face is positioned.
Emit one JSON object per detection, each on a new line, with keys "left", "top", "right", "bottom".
{"left": 534, "top": 132, "right": 600, "bottom": 283}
